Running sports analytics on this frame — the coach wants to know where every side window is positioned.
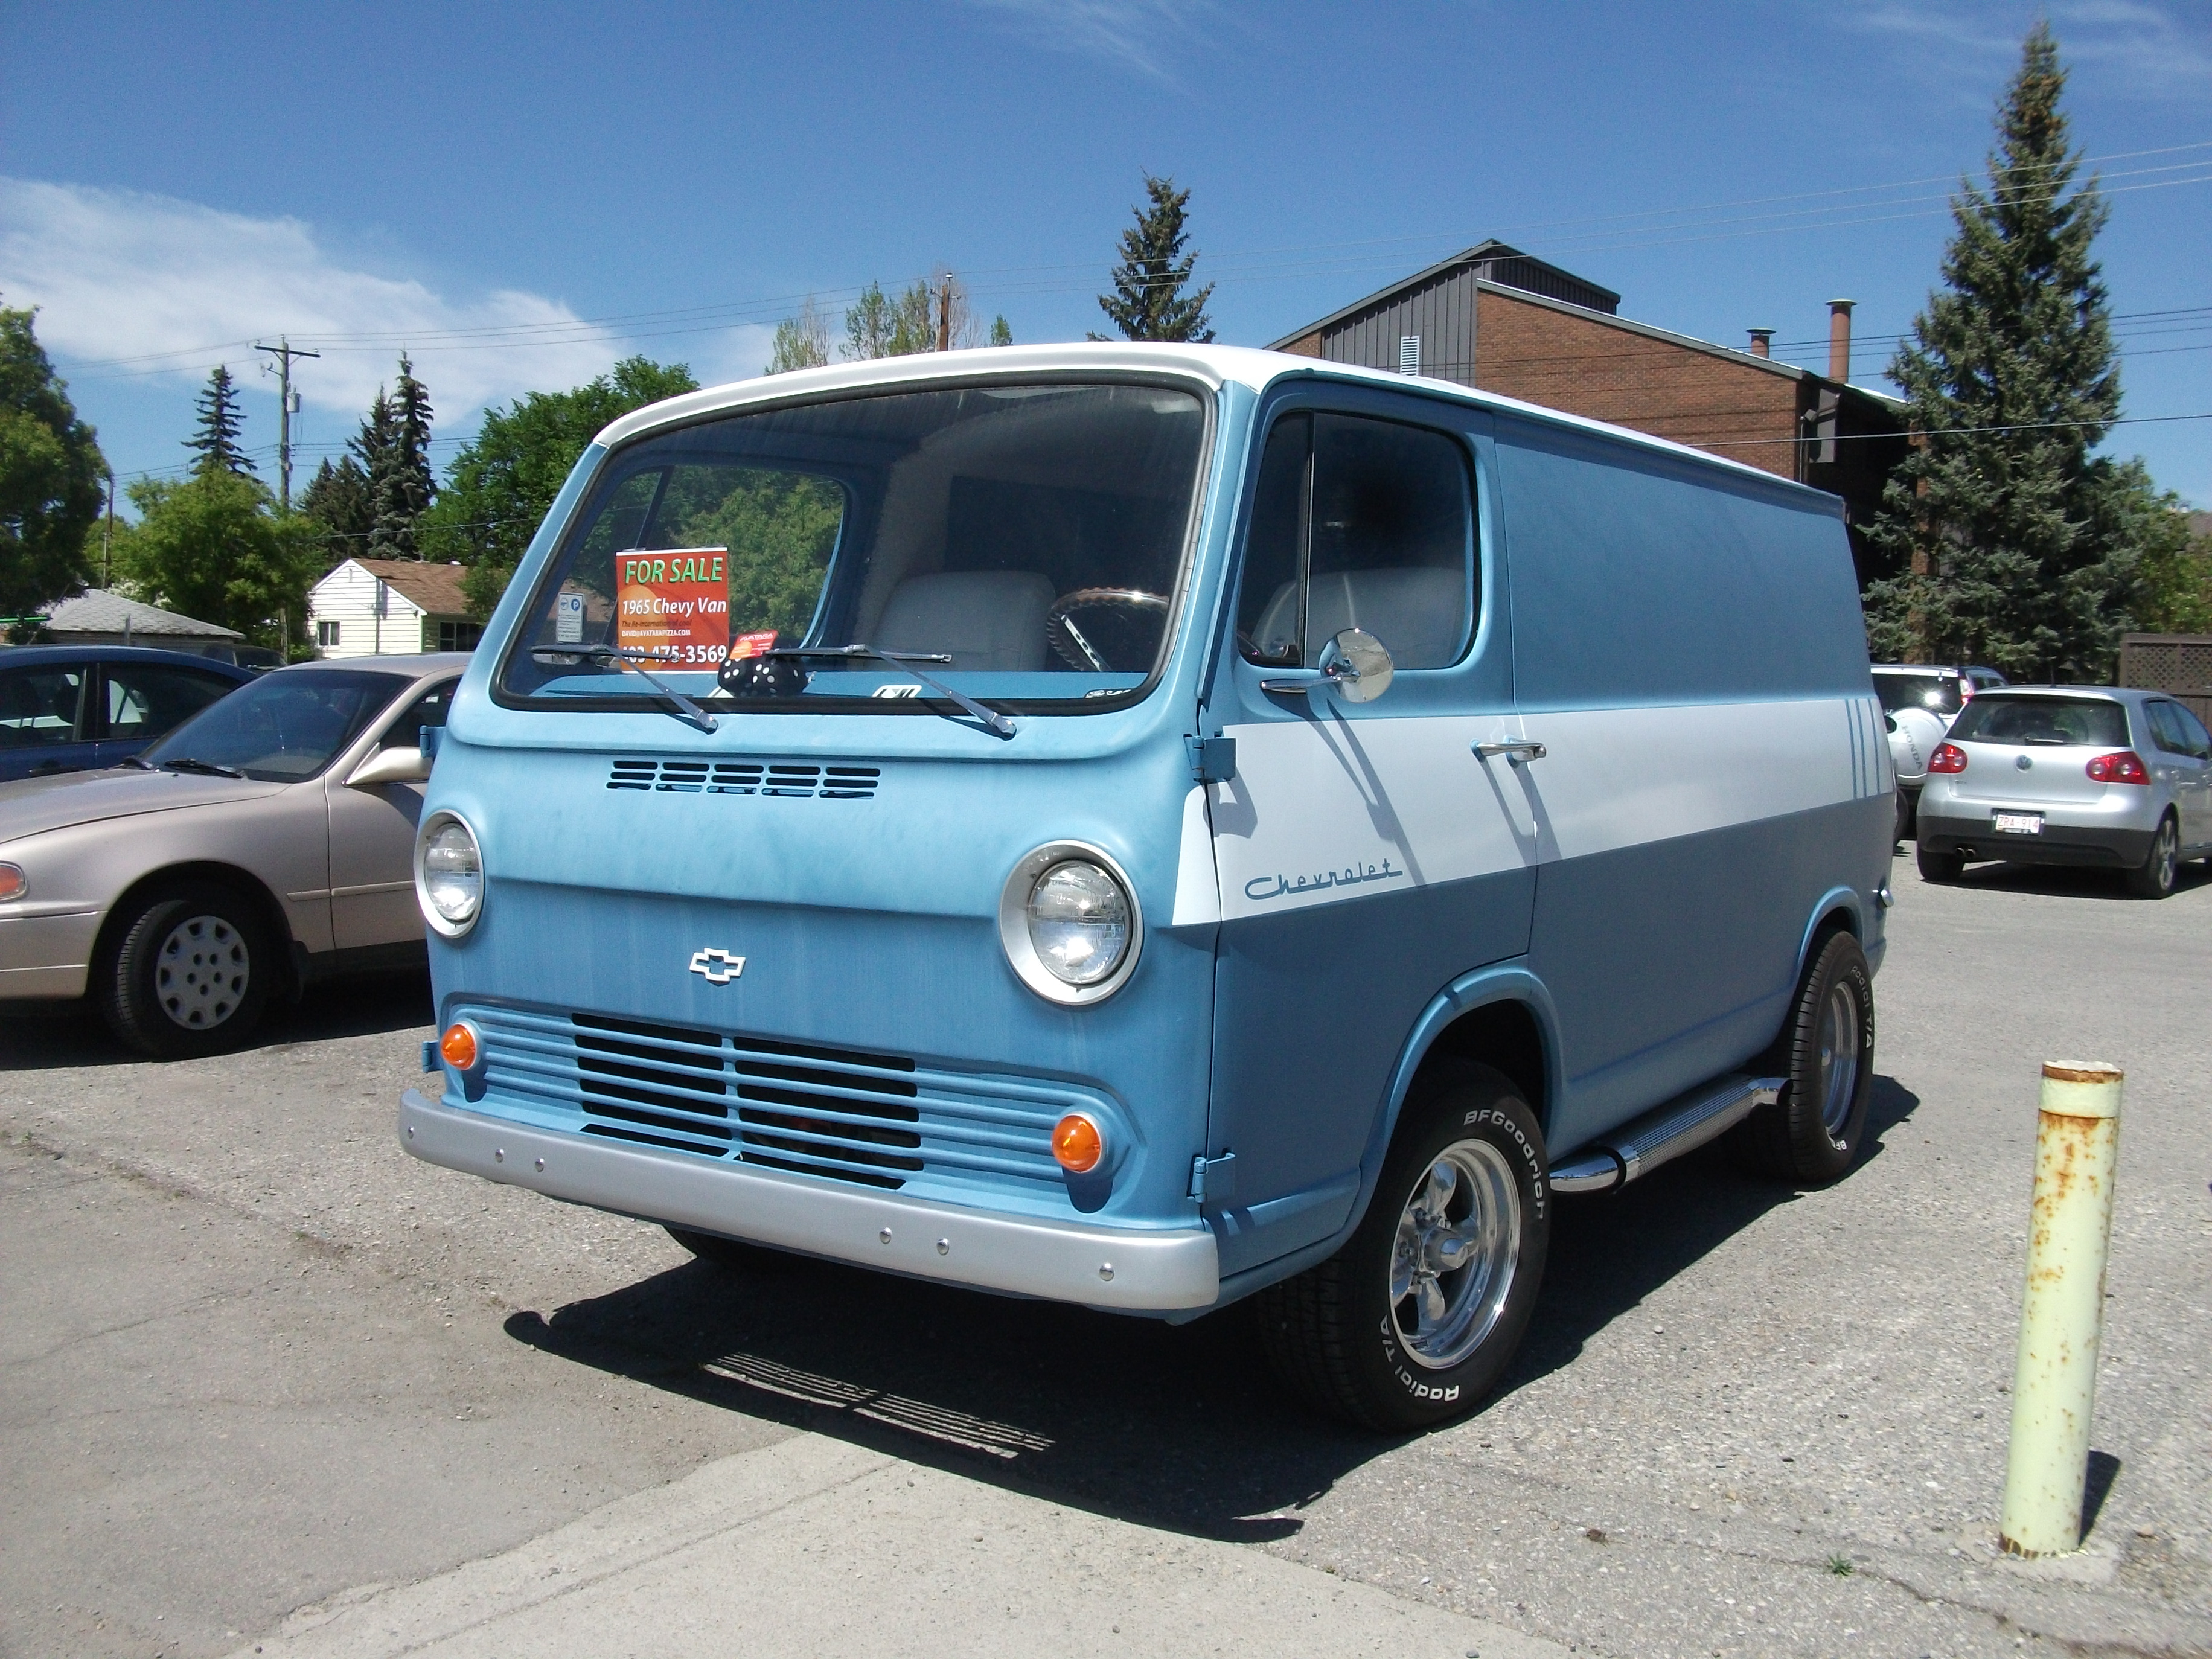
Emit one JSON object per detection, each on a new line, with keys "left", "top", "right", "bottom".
{"left": 1235, "top": 411, "right": 1475, "bottom": 671}
{"left": 0, "top": 667, "right": 86, "bottom": 747}
{"left": 2152, "top": 700, "right": 2211, "bottom": 759}
{"left": 2173, "top": 703, "right": 2212, "bottom": 759}
{"left": 379, "top": 680, "right": 455, "bottom": 752}
{"left": 103, "top": 665, "right": 232, "bottom": 742}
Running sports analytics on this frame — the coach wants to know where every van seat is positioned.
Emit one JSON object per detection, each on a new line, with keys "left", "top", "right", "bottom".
{"left": 1255, "top": 567, "right": 1468, "bottom": 668}
{"left": 874, "top": 571, "right": 1056, "bottom": 672}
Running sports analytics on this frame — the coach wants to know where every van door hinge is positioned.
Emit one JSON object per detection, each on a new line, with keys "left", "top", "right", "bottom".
{"left": 1189, "top": 1151, "right": 1238, "bottom": 1205}
{"left": 1186, "top": 735, "right": 1236, "bottom": 784}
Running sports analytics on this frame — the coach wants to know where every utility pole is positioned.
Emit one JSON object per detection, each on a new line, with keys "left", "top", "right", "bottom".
{"left": 936, "top": 274, "right": 954, "bottom": 353}
{"left": 255, "top": 337, "right": 320, "bottom": 511}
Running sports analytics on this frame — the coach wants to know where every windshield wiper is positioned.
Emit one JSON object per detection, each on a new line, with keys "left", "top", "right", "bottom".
{"left": 531, "top": 644, "right": 718, "bottom": 732}
{"left": 161, "top": 756, "right": 246, "bottom": 779}
{"left": 759, "top": 645, "right": 1016, "bottom": 738}
{"left": 119, "top": 754, "right": 154, "bottom": 770}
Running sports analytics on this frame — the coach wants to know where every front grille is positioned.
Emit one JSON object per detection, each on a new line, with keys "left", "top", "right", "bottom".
{"left": 607, "top": 758, "right": 881, "bottom": 799}
{"left": 464, "top": 1005, "right": 1083, "bottom": 1198}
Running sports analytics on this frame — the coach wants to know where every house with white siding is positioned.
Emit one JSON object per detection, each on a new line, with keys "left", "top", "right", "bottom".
{"left": 307, "top": 559, "right": 483, "bottom": 658}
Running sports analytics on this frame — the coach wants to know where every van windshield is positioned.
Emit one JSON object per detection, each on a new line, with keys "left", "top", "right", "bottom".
{"left": 499, "top": 381, "right": 1208, "bottom": 714}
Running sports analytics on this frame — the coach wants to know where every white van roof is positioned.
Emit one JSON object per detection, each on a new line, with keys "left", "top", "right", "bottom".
{"left": 593, "top": 341, "right": 1833, "bottom": 503}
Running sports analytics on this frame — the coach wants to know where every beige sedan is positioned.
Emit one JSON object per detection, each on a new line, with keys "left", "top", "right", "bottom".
{"left": 0, "top": 654, "right": 467, "bottom": 1055}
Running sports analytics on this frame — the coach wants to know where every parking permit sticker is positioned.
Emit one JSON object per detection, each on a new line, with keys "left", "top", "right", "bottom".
{"left": 615, "top": 549, "right": 730, "bottom": 666}
{"left": 554, "top": 590, "right": 585, "bottom": 644}
{"left": 729, "top": 630, "right": 779, "bottom": 660}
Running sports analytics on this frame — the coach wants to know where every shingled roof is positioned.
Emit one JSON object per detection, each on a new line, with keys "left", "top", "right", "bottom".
{"left": 351, "top": 558, "right": 471, "bottom": 616}
{"left": 43, "top": 588, "right": 241, "bottom": 639}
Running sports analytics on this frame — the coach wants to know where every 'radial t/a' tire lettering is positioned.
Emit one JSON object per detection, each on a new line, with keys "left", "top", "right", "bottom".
{"left": 1255, "top": 1062, "right": 1549, "bottom": 1433}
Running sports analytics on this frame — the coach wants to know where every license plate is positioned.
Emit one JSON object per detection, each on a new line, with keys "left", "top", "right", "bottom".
{"left": 1992, "top": 811, "right": 2043, "bottom": 835}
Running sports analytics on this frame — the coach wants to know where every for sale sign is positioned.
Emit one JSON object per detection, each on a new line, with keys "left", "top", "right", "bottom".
{"left": 615, "top": 549, "right": 730, "bottom": 666}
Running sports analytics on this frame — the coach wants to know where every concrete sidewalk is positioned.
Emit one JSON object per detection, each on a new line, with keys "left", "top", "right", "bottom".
{"left": 234, "top": 1434, "right": 1565, "bottom": 1659}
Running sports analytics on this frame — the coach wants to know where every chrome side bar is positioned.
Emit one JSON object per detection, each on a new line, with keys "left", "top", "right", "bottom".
{"left": 1549, "top": 1072, "right": 1784, "bottom": 1194}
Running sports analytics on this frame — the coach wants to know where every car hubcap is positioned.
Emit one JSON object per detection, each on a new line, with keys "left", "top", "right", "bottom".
{"left": 1389, "top": 1140, "right": 1521, "bottom": 1370}
{"left": 1817, "top": 980, "right": 1862, "bottom": 1138}
{"left": 156, "top": 915, "right": 249, "bottom": 1030}
{"left": 2155, "top": 825, "right": 2176, "bottom": 888}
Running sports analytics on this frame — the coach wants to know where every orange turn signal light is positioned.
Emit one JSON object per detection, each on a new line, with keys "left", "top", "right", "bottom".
{"left": 1052, "top": 1113, "right": 1104, "bottom": 1175}
{"left": 440, "top": 1023, "right": 479, "bottom": 1071}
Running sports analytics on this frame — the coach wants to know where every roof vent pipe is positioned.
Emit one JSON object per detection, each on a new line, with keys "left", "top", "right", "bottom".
{"left": 1747, "top": 328, "right": 1774, "bottom": 359}
{"left": 1828, "top": 299, "right": 1855, "bottom": 383}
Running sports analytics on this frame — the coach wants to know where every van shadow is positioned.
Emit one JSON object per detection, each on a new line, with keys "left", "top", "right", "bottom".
{"left": 0, "top": 968, "right": 432, "bottom": 1072}
{"left": 504, "top": 1073, "right": 1921, "bottom": 1543}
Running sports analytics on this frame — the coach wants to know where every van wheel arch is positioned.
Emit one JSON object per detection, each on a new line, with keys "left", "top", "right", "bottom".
{"left": 1414, "top": 997, "right": 1552, "bottom": 1146}
{"left": 92, "top": 864, "right": 302, "bottom": 1006}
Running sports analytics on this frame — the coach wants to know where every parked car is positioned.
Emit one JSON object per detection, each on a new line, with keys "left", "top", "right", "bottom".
{"left": 397, "top": 342, "right": 1893, "bottom": 1433}
{"left": 1872, "top": 662, "right": 2007, "bottom": 840}
{"left": 1916, "top": 686, "right": 2212, "bottom": 898}
{"left": 0, "top": 646, "right": 253, "bottom": 782}
{"left": 0, "top": 654, "right": 466, "bottom": 1053}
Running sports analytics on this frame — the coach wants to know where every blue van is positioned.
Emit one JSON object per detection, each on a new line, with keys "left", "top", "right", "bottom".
{"left": 400, "top": 345, "right": 1893, "bottom": 1429}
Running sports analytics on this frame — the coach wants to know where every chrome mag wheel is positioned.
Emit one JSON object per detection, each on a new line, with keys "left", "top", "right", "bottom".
{"left": 1389, "top": 1139, "right": 1522, "bottom": 1370}
{"left": 155, "top": 914, "right": 251, "bottom": 1030}
{"left": 1817, "top": 979, "right": 1864, "bottom": 1139}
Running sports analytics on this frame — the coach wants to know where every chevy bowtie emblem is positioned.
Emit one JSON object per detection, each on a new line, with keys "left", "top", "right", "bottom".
{"left": 688, "top": 948, "right": 746, "bottom": 984}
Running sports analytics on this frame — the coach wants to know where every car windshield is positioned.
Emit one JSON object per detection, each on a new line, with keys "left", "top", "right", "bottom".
{"left": 1947, "top": 695, "right": 2130, "bottom": 749}
{"left": 499, "top": 380, "right": 1209, "bottom": 714}
{"left": 139, "top": 669, "right": 412, "bottom": 781}
{"left": 1873, "top": 672, "right": 1962, "bottom": 716}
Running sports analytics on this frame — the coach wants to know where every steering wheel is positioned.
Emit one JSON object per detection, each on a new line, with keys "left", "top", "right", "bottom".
{"left": 1046, "top": 588, "right": 1172, "bottom": 671}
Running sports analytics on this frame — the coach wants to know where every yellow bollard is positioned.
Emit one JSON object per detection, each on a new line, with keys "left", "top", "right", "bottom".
{"left": 1998, "top": 1061, "right": 2124, "bottom": 1558}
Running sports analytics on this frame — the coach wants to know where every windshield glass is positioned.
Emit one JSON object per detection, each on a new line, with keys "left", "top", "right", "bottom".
{"left": 499, "top": 380, "right": 1209, "bottom": 712}
{"left": 1948, "top": 695, "right": 2130, "bottom": 749}
{"left": 140, "top": 669, "right": 412, "bottom": 780}
{"left": 1873, "top": 671, "right": 1963, "bottom": 716}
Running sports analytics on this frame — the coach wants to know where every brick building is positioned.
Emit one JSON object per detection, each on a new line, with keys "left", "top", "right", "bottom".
{"left": 1270, "top": 241, "right": 1909, "bottom": 584}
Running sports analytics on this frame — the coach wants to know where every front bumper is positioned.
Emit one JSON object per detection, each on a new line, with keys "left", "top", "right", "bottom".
{"left": 1918, "top": 813, "right": 2156, "bottom": 868}
{"left": 398, "top": 1090, "right": 1220, "bottom": 1311}
{"left": 0, "top": 906, "right": 99, "bottom": 999}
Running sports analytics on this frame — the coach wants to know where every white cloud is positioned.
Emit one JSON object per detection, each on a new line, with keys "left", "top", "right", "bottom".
{"left": 959, "top": 0, "right": 1219, "bottom": 81}
{"left": 0, "top": 177, "right": 775, "bottom": 424}
{"left": 1847, "top": 1, "right": 2212, "bottom": 100}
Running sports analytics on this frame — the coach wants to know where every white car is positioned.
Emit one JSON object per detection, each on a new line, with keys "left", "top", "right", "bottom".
{"left": 1873, "top": 663, "right": 2006, "bottom": 837}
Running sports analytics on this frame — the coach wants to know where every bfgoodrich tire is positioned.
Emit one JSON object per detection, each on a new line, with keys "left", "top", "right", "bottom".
{"left": 1255, "top": 1063, "right": 1549, "bottom": 1432}
{"left": 98, "top": 884, "right": 273, "bottom": 1058}
{"left": 1745, "top": 929, "right": 1875, "bottom": 1186}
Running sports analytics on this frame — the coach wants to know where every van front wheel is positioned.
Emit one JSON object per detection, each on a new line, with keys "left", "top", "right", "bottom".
{"left": 1255, "top": 1065, "right": 1549, "bottom": 1432}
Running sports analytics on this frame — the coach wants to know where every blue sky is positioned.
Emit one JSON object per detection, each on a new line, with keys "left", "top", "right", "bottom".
{"left": 5, "top": 0, "right": 2208, "bottom": 508}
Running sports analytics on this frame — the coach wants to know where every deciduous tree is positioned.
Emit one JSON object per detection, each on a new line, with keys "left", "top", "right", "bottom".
{"left": 0, "top": 303, "right": 107, "bottom": 636}
{"left": 110, "top": 470, "right": 318, "bottom": 650}
{"left": 416, "top": 356, "right": 698, "bottom": 617}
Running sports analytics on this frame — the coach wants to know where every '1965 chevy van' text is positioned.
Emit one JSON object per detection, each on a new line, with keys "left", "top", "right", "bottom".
{"left": 401, "top": 342, "right": 1891, "bottom": 1429}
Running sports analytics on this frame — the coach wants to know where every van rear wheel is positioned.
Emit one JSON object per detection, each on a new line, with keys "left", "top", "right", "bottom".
{"left": 1745, "top": 929, "right": 1875, "bottom": 1186}
{"left": 1255, "top": 1064, "right": 1548, "bottom": 1432}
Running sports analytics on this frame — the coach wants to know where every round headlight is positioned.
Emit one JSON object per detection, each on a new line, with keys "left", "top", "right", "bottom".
{"left": 415, "top": 812, "right": 483, "bottom": 938}
{"left": 998, "top": 842, "right": 1142, "bottom": 1005}
{"left": 1027, "top": 861, "right": 1130, "bottom": 985}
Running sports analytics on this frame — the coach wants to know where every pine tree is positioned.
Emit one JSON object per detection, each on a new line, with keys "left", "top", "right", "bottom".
{"left": 368, "top": 356, "right": 435, "bottom": 558}
{"left": 1097, "top": 174, "right": 1214, "bottom": 343}
{"left": 298, "top": 455, "right": 374, "bottom": 558}
{"left": 1862, "top": 24, "right": 2141, "bottom": 680}
{"left": 185, "top": 365, "right": 255, "bottom": 476}
{"left": 988, "top": 315, "right": 1013, "bottom": 347}
{"left": 841, "top": 280, "right": 938, "bottom": 360}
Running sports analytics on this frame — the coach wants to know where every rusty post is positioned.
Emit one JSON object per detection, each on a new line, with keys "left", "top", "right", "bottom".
{"left": 1998, "top": 1061, "right": 2124, "bottom": 1556}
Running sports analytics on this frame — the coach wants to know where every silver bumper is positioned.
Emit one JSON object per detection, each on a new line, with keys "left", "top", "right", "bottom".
{"left": 398, "top": 1090, "right": 1220, "bottom": 1311}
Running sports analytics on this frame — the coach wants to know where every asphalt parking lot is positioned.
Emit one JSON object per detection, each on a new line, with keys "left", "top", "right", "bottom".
{"left": 3, "top": 849, "right": 2208, "bottom": 1659}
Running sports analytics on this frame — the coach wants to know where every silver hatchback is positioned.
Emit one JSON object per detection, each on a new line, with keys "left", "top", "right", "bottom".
{"left": 1915, "top": 686, "right": 2212, "bottom": 898}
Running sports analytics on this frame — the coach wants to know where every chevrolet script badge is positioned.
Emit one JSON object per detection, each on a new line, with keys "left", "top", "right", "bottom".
{"left": 688, "top": 948, "right": 746, "bottom": 984}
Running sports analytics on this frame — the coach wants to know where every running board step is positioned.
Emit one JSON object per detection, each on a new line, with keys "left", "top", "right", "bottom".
{"left": 1549, "top": 1073, "right": 1784, "bottom": 1194}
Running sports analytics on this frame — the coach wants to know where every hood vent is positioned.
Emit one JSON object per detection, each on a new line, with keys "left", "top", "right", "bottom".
{"left": 607, "top": 758, "right": 881, "bottom": 799}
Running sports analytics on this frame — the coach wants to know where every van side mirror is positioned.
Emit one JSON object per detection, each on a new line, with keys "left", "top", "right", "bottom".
{"left": 348, "top": 746, "right": 432, "bottom": 788}
{"left": 1319, "top": 628, "right": 1394, "bottom": 703}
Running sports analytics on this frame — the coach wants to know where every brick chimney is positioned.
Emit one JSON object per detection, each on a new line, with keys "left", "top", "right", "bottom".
{"left": 1747, "top": 328, "right": 1774, "bottom": 359}
{"left": 1827, "top": 300, "right": 1855, "bottom": 382}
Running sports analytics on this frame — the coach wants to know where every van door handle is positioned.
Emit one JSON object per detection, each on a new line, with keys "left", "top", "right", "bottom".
{"left": 1474, "top": 739, "right": 1547, "bottom": 765}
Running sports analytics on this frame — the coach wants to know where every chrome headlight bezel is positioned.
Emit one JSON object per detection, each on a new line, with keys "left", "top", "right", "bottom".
{"left": 997, "top": 840, "right": 1142, "bottom": 1006}
{"left": 414, "top": 810, "right": 484, "bottom": 939}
